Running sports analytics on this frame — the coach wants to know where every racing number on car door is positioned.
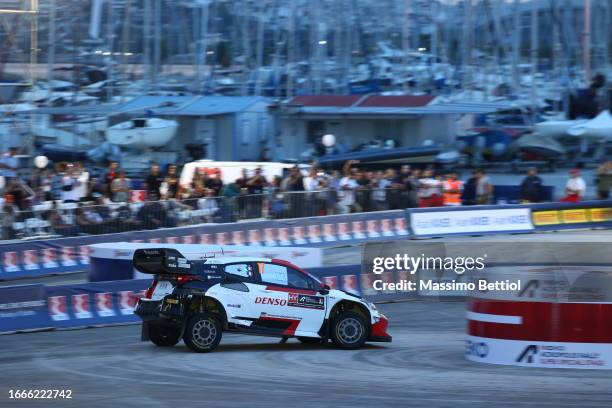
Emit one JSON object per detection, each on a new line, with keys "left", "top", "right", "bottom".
{"left": 253, "top": 263, "right": 326, "bottom": 336}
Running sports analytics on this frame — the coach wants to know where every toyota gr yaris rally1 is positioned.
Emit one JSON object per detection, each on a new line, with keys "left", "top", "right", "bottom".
{"left": 133, "top": 248, "right": 391, "bottom": 352}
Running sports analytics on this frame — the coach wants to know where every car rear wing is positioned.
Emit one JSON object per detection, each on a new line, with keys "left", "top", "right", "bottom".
{"left": 133, "top": 248, "right": 195, "bottom": 275}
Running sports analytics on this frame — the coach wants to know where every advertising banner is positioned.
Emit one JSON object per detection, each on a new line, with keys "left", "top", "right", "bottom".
{"left": 0, "top": 210, "right": 408, "bottom": 281}
{"left": 0, "top": 285, "right": 53, "bottom": 334}
{"left": 46, "top": 280, "right": 149, "bottom": 329}
{"left": 466, "top": 336, "right": 612, "bottom": 369}
{"left": 408, "top": 206, "right": 534, "bottom": 237}
{"left": 530, "top": 201, "right": 612, "bottom": 231}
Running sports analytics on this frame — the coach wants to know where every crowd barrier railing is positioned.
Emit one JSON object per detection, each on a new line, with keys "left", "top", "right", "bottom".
{"left": 0, "top": 200, "right": 610, "bottom": 281}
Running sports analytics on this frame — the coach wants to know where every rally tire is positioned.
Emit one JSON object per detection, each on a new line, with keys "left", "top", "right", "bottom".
{"left": 183, "top": 313, "right": 223, "bottom": 353}
{"left": 330, "top": 311, "right": 368, "bottom": 350}
{"left": 297, "top": 337, "right": 324, "bottom": 344}
{"left": 148, "top": 324, "right": 181, "bottom": 347}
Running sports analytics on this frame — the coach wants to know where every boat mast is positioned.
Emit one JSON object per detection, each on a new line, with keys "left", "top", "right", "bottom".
{"left": 401, "top": 0, "right": 410, "bottom": 94}
{"left": 47, "top": 0, "right": 56, "bottom": 99}
{"left": 143, "top": 0, "right": 152, "bottom": 92}
{"left": 120, "top": 0, "right": 131, "bottom": 102}
{"left": 253, "top": 0, "right": 265, "bottom": 96}
{"left": 511, "top": 0, "right": 520, "bottom": 92}
{"left": 343, "top": 0, "right": 353, "bottom": 94}
{"left": 462, "top": 0, "right": 473, "bottom": 98}
{"left": 241, "top": 0, "right": 251, "bottom": 96}
{"left": 529, "top": 0, "right": 538, "bottom": 122}
{"left": 286, "top": 0, "right": 295, "bottom": 98}
{"left": 106, "top": 0, "right": 116, "bottom": 99}
{"left": 153, "top": 0, "right": 162, "bottom": 91}
{"left": 582, "top": 0, "right": 591, "bottom": 83}
{"left": 429, "top": 0, "right": 438, "bottom": 94}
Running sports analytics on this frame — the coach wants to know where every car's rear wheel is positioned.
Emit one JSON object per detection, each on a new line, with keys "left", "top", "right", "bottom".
{"left": 183, "top": 313, "right": 223, "bottom": 353}
{"left": 330, "top": 311, "right": 368, "bottom": 350}
{"left": 297, "top": 337, "right": 324, "bottom": 344}
{"left": 148, "top": 323, "right": 181, "bottom": 347}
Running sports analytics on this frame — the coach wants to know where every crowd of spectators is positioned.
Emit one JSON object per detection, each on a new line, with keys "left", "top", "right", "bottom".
{"left": 1, "top": 146, "right": 611, "bottom": 240}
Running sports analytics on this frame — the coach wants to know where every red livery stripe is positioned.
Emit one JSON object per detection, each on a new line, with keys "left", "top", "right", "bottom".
{"left": 468, "top": 298, "right": 612, "bottom": 343}
{"left": 259, "top": 316, "right": 301, "bottom": 336}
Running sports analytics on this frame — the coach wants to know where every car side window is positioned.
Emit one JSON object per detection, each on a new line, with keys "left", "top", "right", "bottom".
{"left": 258, "top": 263, "right": 314, "bottom": 290}
{"left": 258, "top": 263, "right": 288, "bottom": 286}
{"left": 224, "top": 263, "right": 254, "bottom": 280}
{"left": 287, "top": 268, "right": 314, "bottom": 290}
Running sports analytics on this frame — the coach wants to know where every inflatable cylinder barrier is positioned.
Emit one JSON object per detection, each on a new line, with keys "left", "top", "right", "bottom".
{"left": 466, "top": 266, "right": 612, "bottom": 369}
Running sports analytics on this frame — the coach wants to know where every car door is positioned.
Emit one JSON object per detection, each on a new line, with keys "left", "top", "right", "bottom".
{"left": 215, "top": 262, "right": 260, "bottom": 326}
{"left": 250, "top": 262, "right": 327, "bottom": 337}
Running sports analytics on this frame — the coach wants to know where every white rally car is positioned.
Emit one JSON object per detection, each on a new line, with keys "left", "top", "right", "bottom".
{"left": 134, "top": 248, "right": 391, "bottom": 352}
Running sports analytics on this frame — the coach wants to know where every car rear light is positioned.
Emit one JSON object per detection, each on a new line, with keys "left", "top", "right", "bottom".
{"left": 144, "top": 280, "right": 157, "bottom": 299}
{"left": 175, "top": 275, "right": 198, "bottom": 285}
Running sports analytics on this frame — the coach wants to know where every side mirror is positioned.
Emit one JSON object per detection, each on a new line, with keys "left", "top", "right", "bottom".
{"left": 318, "top": 284, "right": 330, "bottom": 295}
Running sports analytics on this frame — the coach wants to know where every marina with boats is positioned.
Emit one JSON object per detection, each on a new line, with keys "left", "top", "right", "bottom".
{"left": 0, "top": 0, "right": 610, "bottom": 175}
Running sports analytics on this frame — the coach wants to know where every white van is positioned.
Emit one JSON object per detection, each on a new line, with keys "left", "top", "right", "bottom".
{"left": 179, "top": 160, "right": 308, "bottom": 188}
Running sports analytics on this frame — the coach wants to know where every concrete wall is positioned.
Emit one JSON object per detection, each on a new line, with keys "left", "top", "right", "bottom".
{"left": 234, "top": 101, "right": 271, "bottom": 161}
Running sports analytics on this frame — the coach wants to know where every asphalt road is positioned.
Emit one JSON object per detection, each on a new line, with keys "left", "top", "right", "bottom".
{"left": 1, "top": 300, "right": 611, "bottom": 408}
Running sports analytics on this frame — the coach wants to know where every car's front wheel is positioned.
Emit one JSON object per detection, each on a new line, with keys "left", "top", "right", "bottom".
{"left": 183, "top": 313, "right": 223, "bottom": 353}
{"left": 148, "top": 323, "right": 181, "bottom": 347}
{"left": 330, "top": 311, "right": 368, "bottom": 350}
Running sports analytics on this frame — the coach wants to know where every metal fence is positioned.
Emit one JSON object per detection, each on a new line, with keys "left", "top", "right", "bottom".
{"left": 1, "top": 188, "right": 415, "bottom": 240}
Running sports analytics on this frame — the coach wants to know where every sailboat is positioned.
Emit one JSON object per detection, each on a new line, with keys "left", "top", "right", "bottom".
{"left": 106, "top": 118, "right": 178, "bottom": 149}
{"left": 566, "top": 110, "right": 612, "bottom": 141}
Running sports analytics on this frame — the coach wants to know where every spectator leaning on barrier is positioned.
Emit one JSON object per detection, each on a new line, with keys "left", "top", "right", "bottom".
{"left": 474, "top": 168, "right": 493, "bottom": 204}
{"left": 561, "top": 168, "right": 586, "bottom": 202}
{"left": 111, "top": 171, "right": 131, "bottom": 202}
{"left": 103, "top": 161, "right": 119, "bottom": 197}
{"left": 284, "top": 165, "right": 305, "bottom": 217}
{"left": 60, "top": 163, "right": 78, "bottom": 202}
{"left": 144, "top": 163, "right": 163, "bottom": 200}
{"left": 205, "top": 169, "right": 223, "bottom": 196}
{"left": 338, "top": 161, "right": 360, "bottom": 214}
{"left": 520, "top": 167, "right": 544, "bottom": 203}
{"left": 398, "top": 165, "right": 419, "bottom": 209}
{"left": 1, "top": 195, "right": 16, "bottom": 240}
{"left": 246, "top": 167, "right": 267, "bottom": 218}
{"left": 418, "top": 169, "right": 442, "bottom": 207}
{"left": 371, "top": 170, "right": 388, "bottom": 211}
{"left": 596, "top": 159, "right": 612, "bottom": 199}
{"left": 164, "top": 164, "right": 180, "bottom": 199}
{"left": 443, "top": 171, "right": 463, "bottom": 206}
{"left": 355, "top": 169, "right": 372, "bottom": 212}
{"left": 74, "top": 162, "right": 89, "bottom": 201}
